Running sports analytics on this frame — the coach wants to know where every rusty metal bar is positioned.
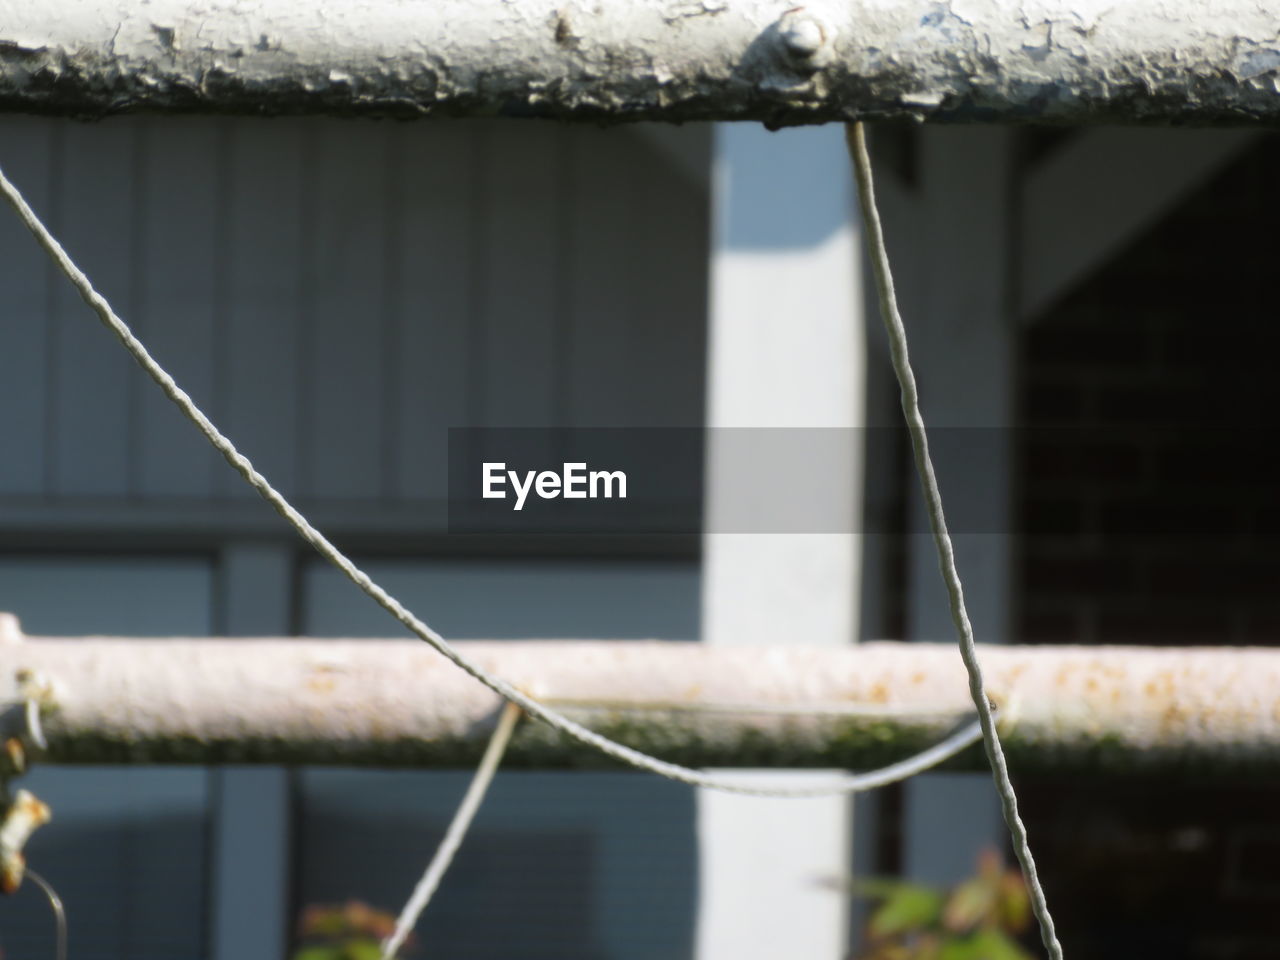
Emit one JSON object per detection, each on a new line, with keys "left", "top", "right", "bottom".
{"left": 0, "top": 614, "right": 1275, "bottom": 772}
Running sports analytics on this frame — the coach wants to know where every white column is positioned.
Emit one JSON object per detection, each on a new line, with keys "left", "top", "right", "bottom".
{"left": 210, "top": 541, "right": 295, "bottom": 960}
{"left": 698, "top": 123, "right": 863, "bottom": 960}
{"left": 901, "top": 127, "right": 1012, "bottom": 885}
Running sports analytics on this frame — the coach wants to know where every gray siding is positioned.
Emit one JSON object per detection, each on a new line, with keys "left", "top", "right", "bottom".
{"left": 0, "top": 115, "right": 709, "bottom": 520}
{"left": 0, "top": 114, "right": 710, "bottom": 960}
{"left": 0, "top": 118, "right": 53, "bottom": 496}
{"left": 299, "top": 558, "right": 701, "bottom": 960}
{"left": 0, "top": 558, "right": 213, "bottom": 960}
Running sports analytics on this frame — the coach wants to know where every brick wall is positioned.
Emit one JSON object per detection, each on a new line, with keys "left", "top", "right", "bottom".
{"left": 1014, "top": 134, "right": 1280, "bottom": 960}
{"left": 1018, "top": 133, "right": 1280, "bottom": 647}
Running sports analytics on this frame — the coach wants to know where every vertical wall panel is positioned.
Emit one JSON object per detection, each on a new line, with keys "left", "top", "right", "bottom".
{"left": 0, "top": 117, "right": 53, "bottom": 495}
{"left": 565, "top": 127, "right": 643, "bottom": 427}
{"left": 301, "top": 121, "right": 391, "bottom": 500}
{"left": 50, "top": 119, "right": 140, "bottom": 496}
{"left": 218, "top": 118, "right": 304, "bottom": 501}
{"left": 477, "top": 122, "right": 562, "bottom": 426}
{"left": 634, "top": 129, "right": 710, "bottom": 427}
{"left": 1, "top": 117, "right": 709, "bottom": 515}
{"left": 565, "top": 126, "right": 709, "bottom": 428}
{"left": 391, "top": 124, "right": 476, "bottom": 503}
{"left": 136, "top": 118, "right": 222, "bottom": 498}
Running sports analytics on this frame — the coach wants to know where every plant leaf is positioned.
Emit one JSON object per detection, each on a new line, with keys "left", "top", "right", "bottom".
{"left": 939, "top": 929, "right": 1034, "bottom": 960}
{"left": 859, "top": 942, "right": 913, "bottom": 960}
{"left": 997, "top": 872, "right": 1031, "bottom": 932}
{"left": 975, "top": 848, "right": 1002, "bottom": 882}
{"left": 343, "top": 939, "right": 385, "bottom": 960}
{"left": 868, "top": 883, "right": 945, "bottom": 938}
{"left": 942, "top": 876, "right": 997, "bottom": 932}
{"left": 291, "top": 948, "right": 343, "bottom": 960}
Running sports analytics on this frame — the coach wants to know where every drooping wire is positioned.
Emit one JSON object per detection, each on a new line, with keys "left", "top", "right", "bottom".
{"left": 845, "top": 121, "right": 1064, "bottom": 960}
{"left": 0, "top": 159, "right": 987, "bottom": 799}
{"left": 381, "top": 702, "right": 521, "bottom": 960}
{"left": 24, "top": 868, "right": 67, "bottom": 960}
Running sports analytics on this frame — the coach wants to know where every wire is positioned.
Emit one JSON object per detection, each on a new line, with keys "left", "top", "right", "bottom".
{"left": 845, "top": 121, "right": 1064, "bottom": 960}
{"left": 24, "top": 868, "right": 67, "bottom": 960}
{"left": 381, "top": 702, "right": 521, "bottom": 959}
{"left": 0, "top": 159, "right": 986, "bottom": 799}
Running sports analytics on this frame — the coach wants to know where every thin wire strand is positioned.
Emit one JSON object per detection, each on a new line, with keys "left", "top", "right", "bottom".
{"left": 382, "top": 702, "right": 522, "bottom": 960}
{"left": 846, "top": 121, "right": 1064, "bottom": 960}
{"left": 24, "top": 868, "right": 67, "bottom": 960}
{"left": 0, "top": 160, "right": 984, "bottom": 799}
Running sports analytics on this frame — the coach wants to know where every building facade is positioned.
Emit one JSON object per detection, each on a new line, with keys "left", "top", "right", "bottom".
{"left": 0, "top": 112, "right": 1274, "bottom": 959}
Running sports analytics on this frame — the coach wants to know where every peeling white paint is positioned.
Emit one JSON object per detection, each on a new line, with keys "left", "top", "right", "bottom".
{"left": 1, "top": 631, "right": 1280, "bottom": 767}
{"left": 0, "top": 0, "right": 1276, "bottom": 123}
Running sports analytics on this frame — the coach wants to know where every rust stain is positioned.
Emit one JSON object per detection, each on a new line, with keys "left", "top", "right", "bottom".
{"left": 308, "top": 675, "right": 336, "bottom": 694}
{"left": 2, "top": 738, "right": 23, "bottom": 775}
{"left": 308, "top": 661, "right": 344, "bottom": 694}
{"left": 0, "top": 790, "right": 51, "bottom": 894}
{"left": 1160, "top": 706, "right": 1183, "bottom": 736}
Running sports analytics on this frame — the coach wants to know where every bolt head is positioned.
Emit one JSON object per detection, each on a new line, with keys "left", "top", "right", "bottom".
{"left": 778, "top": 11, "right": 825, "bottom": 59}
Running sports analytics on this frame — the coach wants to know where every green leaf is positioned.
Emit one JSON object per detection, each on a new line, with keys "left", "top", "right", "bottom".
{"left": 942, "top": 877, "right": 997, "bottom": 932}
{"left": 868, "top": 884, "right": 946, "bottom": 938}
{"left": 299, "top": 905, "right": 349, "bottom": 938}
{"left": 342, "top": 939, "right": 385, "bottom": 960}
{"left": 938, "top": 939, "right": 976, "bottom": 960}
{"left": 291, "top": 948, "right": 344, "bottom": 960}
{"left": 997, "top": 872, "right": 1031, "bottom": 933}
{"left": 916, "top": 935, "right": 945, "bottom": 960}
{"left": 938, "top": 929, "right": 1034, "bottom": 960}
